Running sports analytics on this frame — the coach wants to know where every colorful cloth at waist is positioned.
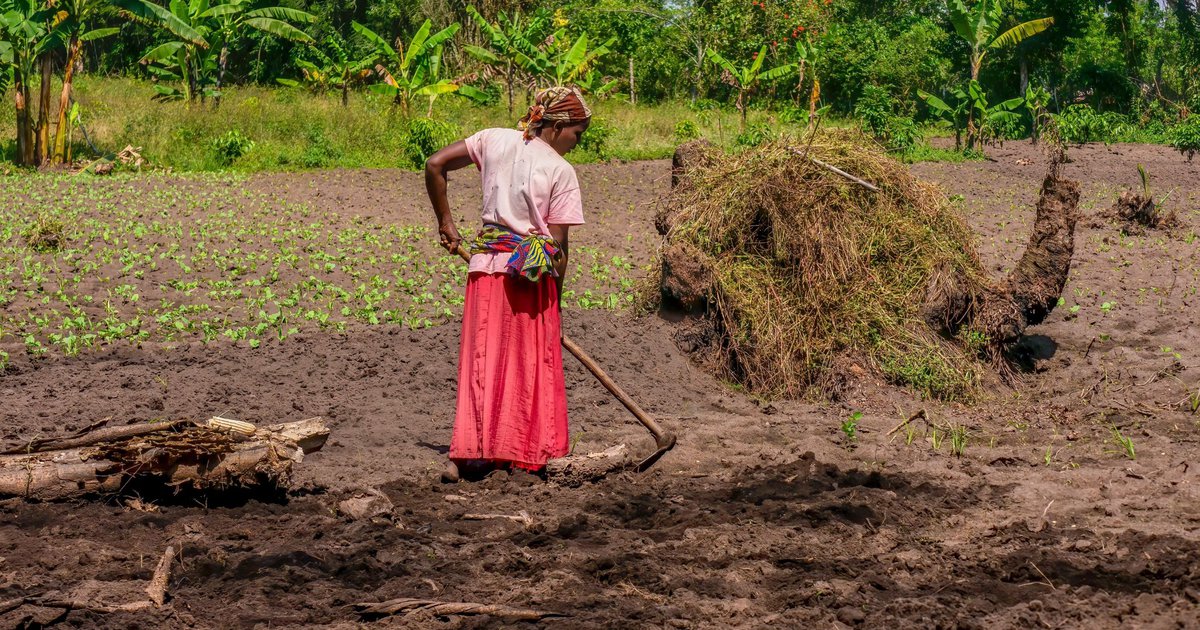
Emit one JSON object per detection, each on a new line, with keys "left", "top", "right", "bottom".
{"left": 470, "top": 224, "right": 561, "bottom": 281}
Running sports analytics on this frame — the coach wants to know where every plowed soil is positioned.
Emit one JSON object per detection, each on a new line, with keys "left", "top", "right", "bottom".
{"left": 2, "top": 142, "right": 1199, "bottom": 629}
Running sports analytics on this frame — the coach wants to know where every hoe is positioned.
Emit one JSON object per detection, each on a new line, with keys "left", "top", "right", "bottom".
{"left": 453, "top": 245, "right": 677, "bottom": 471}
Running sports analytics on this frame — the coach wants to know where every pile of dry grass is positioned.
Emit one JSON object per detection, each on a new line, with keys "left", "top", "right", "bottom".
{"left": 657, "top": 131, "right": 1067, "bottom": 401}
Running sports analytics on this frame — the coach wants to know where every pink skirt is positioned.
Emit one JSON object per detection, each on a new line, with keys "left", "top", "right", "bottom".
{"left": 450, "top": 272, "right": 569, "bottom": 470}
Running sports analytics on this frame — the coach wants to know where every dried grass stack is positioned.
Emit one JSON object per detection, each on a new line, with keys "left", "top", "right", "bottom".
{"left": 657, "top": 131, "right": 1079, "bottom": 401}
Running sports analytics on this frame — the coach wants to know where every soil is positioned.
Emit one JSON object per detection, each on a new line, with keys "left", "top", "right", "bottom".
{"left": 2, "top": 142, "right": 1200, "bottom": 628}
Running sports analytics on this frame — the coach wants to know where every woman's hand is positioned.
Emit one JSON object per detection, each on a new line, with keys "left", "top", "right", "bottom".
{"left": 438, "top": 221, "right": 464, "bottom": 254}
{"left": 425, "top": 140, "right": 474, "bottom": 258}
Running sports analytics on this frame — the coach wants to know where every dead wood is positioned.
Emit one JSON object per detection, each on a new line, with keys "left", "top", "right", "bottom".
{"left": 0, "top": 417, "right": 329, "bottom": 500}
{"left": 145, "top": 545, "right": 177, "bottom": 607}
{"left": 546, "top": 444, "right": 631, "bottom": 486}
{"left": 1, "top": 420, "right": 188, "bottom": 455}
{"left": 354, "top": 598, "right": 565, "bottom": 621}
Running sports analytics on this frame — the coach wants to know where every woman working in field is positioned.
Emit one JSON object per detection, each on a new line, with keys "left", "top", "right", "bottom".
{"left": 424, "top": 86, "right": 591, "bottom": 482}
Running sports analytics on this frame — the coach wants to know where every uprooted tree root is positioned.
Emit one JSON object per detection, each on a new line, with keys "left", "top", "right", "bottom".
{"left": 656, "top": 132, "right": 1079, "bottom": 400}
{"left": 1107, "top": 190, "right": 1179, "bottom": 233}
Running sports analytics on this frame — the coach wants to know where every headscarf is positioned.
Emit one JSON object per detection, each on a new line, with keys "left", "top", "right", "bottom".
{"left": 518, "top": 86, "right": 592, "bottom": 141}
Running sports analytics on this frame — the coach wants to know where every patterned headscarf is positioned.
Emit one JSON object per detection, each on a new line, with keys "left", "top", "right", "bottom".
{"left": 518, "top": 86, "right": 592, "bottom": 141}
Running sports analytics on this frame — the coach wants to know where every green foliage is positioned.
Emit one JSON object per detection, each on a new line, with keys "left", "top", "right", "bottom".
{"left": 211, "top": 129, "right": 255, "bottom": 164}
{"left": 841, "top": 411, "right": 862, "bottom": 444}
{"left": 1169, "top": 116, "right": 1200, "bottom": 160}
{"left": 674, "top": 120, "right": 701, "bottom": 143}
{"left": 403, "top": 117, "right": 457, "bottom": 168}
{"left": 577, "top": 116, "right": 613, "bottom": 159}
{"left": 1054, "top": 104, "right": 1113, "bottom": 143}
{"left": 854, "top": 86, "right": 919, "bottom": 153}
{"left": 735, "top": 121, "right": 774, "bottom": 147}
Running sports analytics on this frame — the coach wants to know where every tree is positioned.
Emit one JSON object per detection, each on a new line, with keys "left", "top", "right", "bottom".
{"left": 463, "top": 5, "right": 553, "bottom": 116}
{"left": 0, "top": 0, "right": 66, "bottom": 166}
{"left": 118, "top": 0, "right": 312, "bottom": 106}
{"left": 203, "top": 0, "right": 314, "bottom": 106}
{"left": 946, "top": 0, "right": 1052, "bottom": 146}
{"left": 354, "top": 19, "right": 461, "bottom": 116}
{"left": 49, "top": 0, "right": 120, "bottom": 164}
{"left": 705, "top": 45, "right": 795, "bottom": 132}
{"left": 277, "top": 35, "right": 373, "bottom": 107}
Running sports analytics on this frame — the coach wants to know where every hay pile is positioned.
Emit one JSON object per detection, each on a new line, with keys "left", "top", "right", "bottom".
{"left": 657, "top": 131, "right": 1079, "bottom": 400}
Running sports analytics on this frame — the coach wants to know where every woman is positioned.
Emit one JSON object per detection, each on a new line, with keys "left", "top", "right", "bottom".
{"left": 424, "top": 86, "right": 591, "bottom": 481}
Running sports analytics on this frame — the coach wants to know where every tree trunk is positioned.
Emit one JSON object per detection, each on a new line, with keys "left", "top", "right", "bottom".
{"left": 506, "top": 60, "right": 514, "bottom": 116}
{"left": 52, "top": 36, "right": 84, "bottom": 165}
{"left": 214, "top": 45, "right": 229, "bottom": 108}
{"left": 14, "top": 74, "right": 34, "bottom": 166}
{"left": 629, "top": 56, "right": 636, "bottom": 106}
{"left": 342, "top": 77, "right": 350, "bottom": 107}
{"left": 807, "top": 75, "right": 821, "bottom": 128}
{"left": 1019, "top": 50, "right": 1029, "bottom": 97}
{"left": 35, "top": 55, "right": 54, "bottom": 166}
{"left": 738, "top": 88, "right": 747, "bottom": 133}
{"left": 0, "top": 418, "right": 329, "bottom": 500}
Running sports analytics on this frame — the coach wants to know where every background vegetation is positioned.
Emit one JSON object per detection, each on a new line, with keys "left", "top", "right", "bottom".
{"left": 2, "top": 0, "right": 1198, "bottom": 171}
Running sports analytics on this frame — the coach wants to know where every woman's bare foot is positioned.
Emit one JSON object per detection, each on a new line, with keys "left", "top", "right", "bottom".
{"left": 440, "top": 460, "right": 460, "bottom": 483}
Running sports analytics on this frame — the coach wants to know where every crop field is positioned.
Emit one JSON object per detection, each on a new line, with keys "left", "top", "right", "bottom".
{"left": 1, "top": 141, "right": 1198, "bottom": 628}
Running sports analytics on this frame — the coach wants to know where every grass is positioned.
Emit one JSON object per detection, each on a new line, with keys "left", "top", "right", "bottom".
{"left": 0, "top": 174, "right": 642, "bottom": 359}
{"left": 1109, "top": 427, "right": 1137, "bottom": 460}
{"left": 0, "top": 76, "right": 851, "bottom": 173}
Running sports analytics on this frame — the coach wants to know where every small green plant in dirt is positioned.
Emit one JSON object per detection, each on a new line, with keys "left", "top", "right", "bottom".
{"left": 0, "top": 349, "right": 9, "bottom": 372}
{"left": 1109, "top": 427, "right": 1136, "bottom": 460}
{"left": 1043, "top": 445, "right": 1053, "bottom": 466}
{"left": 948, "top": 423, "right": 968, "bottom": 457}
{"left": 841, "top": 411, "right": 862, "bottom": 444}
{"left": 212, "top": 130, "right": 256, "bottom": 165}
{"left": 930, "top": 427, "right": 944, "bottom": 450}
{"left": 1187, "top": 386, "right": 1199, "bottom": 415}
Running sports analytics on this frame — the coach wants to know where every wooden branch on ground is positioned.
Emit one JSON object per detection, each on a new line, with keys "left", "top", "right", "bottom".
{"left": 354, "top": 598, "right": 565, "bottom": 621}
{"left": 887, "top": 409, "right": 928, "bottom": 436}
{"left": 145, "top": 545, "right": 177, "bottom": 607}
{"left": 0, "top": 417, "right": 329, "bottom": 500}
{"left": 808, "top": 157, "right": 881, "bottom": 192}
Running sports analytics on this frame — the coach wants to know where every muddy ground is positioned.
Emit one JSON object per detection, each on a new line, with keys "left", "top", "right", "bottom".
{"left": 2, "top": 142, "right": 1199, "bottom": 628}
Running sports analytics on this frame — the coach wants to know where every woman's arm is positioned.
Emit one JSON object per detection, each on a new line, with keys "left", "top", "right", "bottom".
{"left": 424, "top": 140, "right": 475, "bottom": 252}
{"left": 549, "top": 224, "right": 570, "bottom": 305}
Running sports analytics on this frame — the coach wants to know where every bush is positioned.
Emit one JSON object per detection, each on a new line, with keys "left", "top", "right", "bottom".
{"left": 211, "top": 130, "right": 255, "bottom": 165}
{"left": 300, "top": 127, "right": 340, "bottom": 168}
{"left": 1054, "top": 104, "right": 1122, "bottom": 143}
{"left": 1169, "top": 116, "right": 1200, "bottom": 161}
{"left": 735, "top": 121, "right": 774, "bottom": 147}
{"left": 578, "top": 117, "right": 614, "bottom": 159}
{"left": 854, "top": 86, "right": 919, "bottom": 153}
{"left": 674, "top": 120, "right": 701, "bottom": 143}
{"left": 403, "top": 117, "right": 459, "bottom": 168}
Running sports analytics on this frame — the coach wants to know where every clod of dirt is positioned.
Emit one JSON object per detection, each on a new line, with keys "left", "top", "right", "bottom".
{"left": 338, "top": 488, "right": 394, "bottom": 521}
{"left": 1108, "top": 190, "right": 1178, "bottom": 233}
{"left": 546, "top": 444, "right": 631, "bottom": 487}
{"left": 657, "top": 133, "right": 1080, "bottom": 399}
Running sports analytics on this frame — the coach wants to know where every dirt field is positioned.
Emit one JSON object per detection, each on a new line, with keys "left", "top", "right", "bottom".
{"left": 2, "top": 141, "right": 1199, "bottom": 628}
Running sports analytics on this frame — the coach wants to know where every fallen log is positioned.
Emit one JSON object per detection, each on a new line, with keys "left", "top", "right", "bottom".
{"left": 354, "top": 598, "right": 565, "bottom": 621}
{"left": 0, "top": 417, "right": 329, "bottom": 500}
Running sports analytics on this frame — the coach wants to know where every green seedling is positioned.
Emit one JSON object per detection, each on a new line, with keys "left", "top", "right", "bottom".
{"left": 930, "top": 428, "right": 944, "bottom": 450}
{"left": 948, "top": 423, "right": 968, "bottom": 457}
{"left": 1110, "top": 427, "right": 1136, "bottom": 460}
{"left": 841, "top": 412, "right": 862, "bottom": 444}
{"left": 1043, "top": 446, "right": 1053, "bottom": 466}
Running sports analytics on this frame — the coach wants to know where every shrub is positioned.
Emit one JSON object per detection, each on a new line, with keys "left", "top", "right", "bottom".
{"left": 1169, "top": 116, "right": 1200, "bottom": 161}
{"left": 403, "top": 117, "right": 459, "bottom": 168}
{"left": 301, "top": 127, "right": 340, "bottom": 168}
{"left": 736, "top": 121, "right": 774, "bottom": 147}
{"left": 1054, "top": 105, "right": 1119, "bottom": 143}
{"left": 211, "top": 130, "right": 256, "bottom": 165}
{"left": 578, "top": 117, "right": 614, "bottom": 159}
{"left": 854, "top": 86, "right": 920, "bottom": 153}
{"left": 674, "top": 120, "right": 701, "bottom": 143}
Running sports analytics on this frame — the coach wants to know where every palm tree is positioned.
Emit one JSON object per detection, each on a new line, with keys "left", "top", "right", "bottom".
{"left": 706, "top": 46, "right": 796, "bottom": 132}
{"left": 0, "top": 0, "right": 65, "bottom": 166}
{"left": 463, "top": 5, "right": 553, "bottom": 116}
{"left": 203, "top": 0, "right": 314, "bottom": 106}
{"left": 946, "top": 0, "right": 1052, "bottom": 147}
{"left": 277, "top": 35, "right": 373, "bottom": 107}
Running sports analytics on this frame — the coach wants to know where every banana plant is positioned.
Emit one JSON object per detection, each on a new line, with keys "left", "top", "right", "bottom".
{"left": 706, "top": 46, "right": 796, "bottom": 132}
{"left": 550, "top": 32, "right": 616, "bottom": 90}
{"left": 918, "top": 86, "right": 970, "bottom": 150}
{"left": 463, "top": 5, "right": 553, "bottom": 115}
{"left": 0, "top": 0, "right": 69, "bottom": 166}
{"left": 354, "top": 19, "right": 461, "bottom": 116}
{"left": 946, "top": 0, "right": 1052, "bottom": 147}
{"left": 1022, "top": 84, "right": 1051, "bottom": 144}
{"left": 794, "top": 37, "right": 823, "bottom": 127}
{"left": 277, "top": 35, "right": 373, "bottom": 106}
{"left": 203, "top": 1, "right": 314, "bottom": 106}
{"left": 49, "top": 0, "right": 120, "bottom": 164}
